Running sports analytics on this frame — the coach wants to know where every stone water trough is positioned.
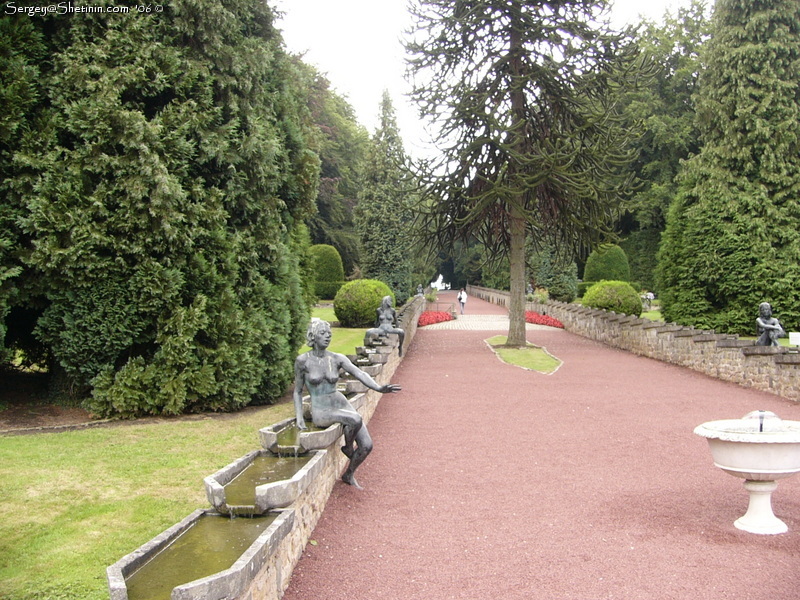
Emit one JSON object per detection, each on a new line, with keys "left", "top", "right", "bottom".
{"left": 204, "top": 449, "right": 327, "bottom": 514}
{"left": 695, "top": 410, "right": 800, "bottom": 534}
{"left": 107, "top": 508, "right": 294, "bottom": 600}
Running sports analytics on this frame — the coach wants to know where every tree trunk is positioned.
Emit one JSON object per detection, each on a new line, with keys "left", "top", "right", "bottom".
{"left": 507, "top": 202, "right": 527, "bottom": 346}
{"left": 506, "top": 16, "right": 527, "bottom": 347}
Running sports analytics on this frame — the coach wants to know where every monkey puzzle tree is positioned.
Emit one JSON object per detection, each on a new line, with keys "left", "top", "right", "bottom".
{"left": 406, "top": 0, "right": 646, "bottom": 346}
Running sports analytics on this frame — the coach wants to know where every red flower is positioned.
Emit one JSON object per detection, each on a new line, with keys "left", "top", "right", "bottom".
{"left": 525, "top": 311, "right": 564, "bottom": 329}
{"left": 418, "top": 311, "right": 454, "bottom": 327}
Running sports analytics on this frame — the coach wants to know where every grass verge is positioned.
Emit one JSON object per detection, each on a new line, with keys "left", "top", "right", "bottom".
{"left": 485, "top": 335, "right": 562, "bottom": 374}
{"left": 0, "top": 402, "right": 295, "bottom": 600}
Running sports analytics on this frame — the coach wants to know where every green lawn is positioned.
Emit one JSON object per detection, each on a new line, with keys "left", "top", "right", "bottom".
{"left": 485, "top": 335, "right": 562, "bottom": 374}
{"left": 641, "top": 309, "right": 663, "bottom": 321}
{"left": 310, "top": 306, "right": 366, "bottom": 355}
{"left": 0, "top": 402, "right": 295, "bottom": 600}
{"left": 311, "top": 306, "right": 336, "bottom": 323}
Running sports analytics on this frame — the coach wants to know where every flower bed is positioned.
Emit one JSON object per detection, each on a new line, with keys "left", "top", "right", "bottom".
{"left": 525, "top": 311, "right": 564, "bottom": 329}
{"left": 418, "top": 311, "right": 454, "bottom": 327}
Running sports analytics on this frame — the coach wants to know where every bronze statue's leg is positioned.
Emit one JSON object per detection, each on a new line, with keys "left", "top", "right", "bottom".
{"left": 341, "top": 415, "right": 362, "bottom": 459}
{"left": 342, "top": 425, "right": 373, "bottom": 489}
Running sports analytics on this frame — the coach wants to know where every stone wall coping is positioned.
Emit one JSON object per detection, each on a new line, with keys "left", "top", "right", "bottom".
{"left": 776, "top": 354, "right": 800, "bottom": 365}
{"left": 467, "top": 285, "right": 797, "bottom": 403}
{"left": 655, "top": 324, "right": 685, "bottom": 333}
{"left": 692, "top": 334, "right": 731, "bottom": 343}
{"left": 716, "top": 339, "right": 756, "bottom": 348}
{"left": 741, "top": 346, "right": 788, "bottom": 356}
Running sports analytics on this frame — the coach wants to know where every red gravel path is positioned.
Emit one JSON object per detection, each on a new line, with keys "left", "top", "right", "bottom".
{"left": 283, "top": 291, "right": 800, "bottom": 600}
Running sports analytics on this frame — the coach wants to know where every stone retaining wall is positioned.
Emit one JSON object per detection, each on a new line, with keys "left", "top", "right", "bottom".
{"left": 234, "top": 294, "right": 426, "bottom": 600}
{"left": 467, "top": 285, "right": 800, "bottom": 402}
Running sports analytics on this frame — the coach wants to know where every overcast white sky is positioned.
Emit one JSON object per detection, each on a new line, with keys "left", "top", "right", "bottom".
{"left": 274, "top": 0, "right": 698, "bottom": 158}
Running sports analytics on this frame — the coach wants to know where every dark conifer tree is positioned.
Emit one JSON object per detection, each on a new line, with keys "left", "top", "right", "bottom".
{"left": 657, "top": 0, "right": 800, "bottom": 333}
{"left": 354, "top": 92, "right": 415, "bottom": 304}
{"left": 1, "top": 1, "right": 319, "bottom": 415}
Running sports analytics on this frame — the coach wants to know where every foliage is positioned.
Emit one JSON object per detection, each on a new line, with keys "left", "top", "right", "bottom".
{"left": 481, "top": 254, "right": 510, "bottom": 291}
{"left": 418, "top": 311, "right": 453, "bottom": 327}
{"left": 582, "top": 281, "right": 643, "bottom": 317}
{"left": 299, "top": 62, "right": 370, "bottom": 274}
{"left": 529, "top": 288, "right": 549, "bottom": 303}
{"left": 527, "top": 244, "right": 579, "bottom": 303}
{"left": 583, "top": 244, "right": 632, "bottom": 283}
{"left": 657, "top": 0, "right": 800, "bottom": 334}
{"left": 333, "top": 279, "right": 393, "bottom": 328}
{"left": 619, "top": 229, "right": 660, "bottom": 292}
{"left": 617, "top": 1, "right": 711, "bottom": 291}
{"left": 354, "top": 92, "right": 415, "bottom": 304}
{"left": 1, "top": 1, "right": 319, "bottom": 416}
{"left": 406, "top": 0, "right": 647, "bottom": 346}
{"left": 309, "top": 244, "right": 345, "bottom": 299}
{"left": 525, "top": 311, "right": 564, "bottom": 329}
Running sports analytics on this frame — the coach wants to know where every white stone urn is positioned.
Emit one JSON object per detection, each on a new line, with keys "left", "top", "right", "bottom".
{"left": 695, "top": 411, "right": 800, "bottom": 534}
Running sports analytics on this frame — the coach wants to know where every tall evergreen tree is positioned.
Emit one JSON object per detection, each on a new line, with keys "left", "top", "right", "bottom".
{"left": 618, "top": 0, "right": 711, "bottom": 290}
{"left": 300, "top": 63, "right": 370, "bottom": 275}
{"left": 406, "top": 0, "right": 646, "bottom": 346}
{"left": 354, "top": 91, "right": 415, "bottom": 303}
{"left": 1, "top": 1, "right": 319, "bottom": 415}
{"left": 657, "top": 0, "right": 800, "bottom": 333}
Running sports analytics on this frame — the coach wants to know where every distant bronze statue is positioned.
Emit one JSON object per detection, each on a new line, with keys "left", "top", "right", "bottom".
{"left": 294, "top": 319, "right": 400, "bottom": 488}
{"left": 756, "top": 302, "right": 785, "bottom": 347}
{"left": 364, "top": 295, "right": 406, "bottom": 356}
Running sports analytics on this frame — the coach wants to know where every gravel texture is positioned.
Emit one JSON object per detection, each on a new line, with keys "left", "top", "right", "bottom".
{"left": 283, "top": 291, "right": 800, "bottom": 600}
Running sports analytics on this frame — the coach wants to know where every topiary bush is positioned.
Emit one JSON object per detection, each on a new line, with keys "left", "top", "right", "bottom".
{"left": 334, "top": 279, "right": 394, "bottom": 327}
{"left": 582, "top": 280, "right": 643, "bottom": 317}
{"left": 309, "top": 244, "right": 345, "bottom": 299}
{"left": 583, "top": 244, "right": 631, "bottom": 283}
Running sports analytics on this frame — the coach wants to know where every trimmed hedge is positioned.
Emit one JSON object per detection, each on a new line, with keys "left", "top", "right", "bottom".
{"left": 582, "top": 280, "right": 642, "bottom": 317}
{"left": 334, "top": 279, "right": 394, "bottom": 327}
{"left": 310, "top": 244, "right": 345, "bottom": 299}
{"left": 315, "top": 281, "right": 345, "bottom": 300}
{"left": 584, "top": 244, "right": 631, "bottom": 283}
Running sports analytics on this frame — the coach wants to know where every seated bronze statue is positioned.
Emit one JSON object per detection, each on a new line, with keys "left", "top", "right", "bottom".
{"left": 756, "top": 302, "right": 785, "bottom": 347}
{"left": 364, "top": 295, "right": 406, "bottom": 356}
{"left": 294, "top": 319, "right": 400, "bottom": 488}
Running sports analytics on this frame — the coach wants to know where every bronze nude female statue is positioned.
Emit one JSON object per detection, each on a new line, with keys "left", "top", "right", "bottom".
{"left": 364, "top": 295, "right": 406, "bottom": 356}
{"left": 294, "top": 319, "right": 400, "bottom": 488}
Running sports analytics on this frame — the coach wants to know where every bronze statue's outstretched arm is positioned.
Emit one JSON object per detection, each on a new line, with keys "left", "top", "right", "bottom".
{"left": 337, "top": 353, "right": 401, "bottom": 394}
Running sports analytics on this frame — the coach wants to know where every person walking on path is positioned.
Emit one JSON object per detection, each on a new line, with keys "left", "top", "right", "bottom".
{"left": 456, "top": 287, "right": 467, "bottom": 314}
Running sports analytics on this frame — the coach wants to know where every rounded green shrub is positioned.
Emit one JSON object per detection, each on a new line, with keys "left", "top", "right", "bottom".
{"left": 583, "top": 244, "right": 631, "bottom": 283}
{"left": 582, "top": 280, "right": 643, "bottom": 317}
{"left": 334, "top": 279, "right": 394, "bottom": 327}
{"left": 309, "top": 244, "right": 345, "bottom": 299}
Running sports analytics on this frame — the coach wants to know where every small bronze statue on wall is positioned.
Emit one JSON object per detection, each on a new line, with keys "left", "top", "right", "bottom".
{"left": 364, "top": 295, "right": 406, "bottom": 356}
{"left": 755, "top": 302, "right": 785, "bottom": 347}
